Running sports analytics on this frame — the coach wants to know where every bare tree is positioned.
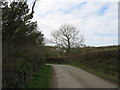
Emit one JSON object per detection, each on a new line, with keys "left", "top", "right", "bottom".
{"left": 51, "top": 24, "right": 85, "bottom": 55}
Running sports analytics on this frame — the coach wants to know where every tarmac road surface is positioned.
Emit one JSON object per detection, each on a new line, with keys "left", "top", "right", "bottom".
{"left": 50, "top": 64, "right": 118, "bottom": 88}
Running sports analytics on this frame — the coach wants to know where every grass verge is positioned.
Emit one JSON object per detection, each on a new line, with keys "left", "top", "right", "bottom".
{"left": 70, "top": 63, "right": 119, "bottom": 85}
{"left": 26, "top": 65, "right": 53, "bottom": 88}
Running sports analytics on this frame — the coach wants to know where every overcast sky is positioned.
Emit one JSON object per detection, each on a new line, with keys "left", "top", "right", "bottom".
{"left": 28, "top": 0, "right": 118, "bottom": 46}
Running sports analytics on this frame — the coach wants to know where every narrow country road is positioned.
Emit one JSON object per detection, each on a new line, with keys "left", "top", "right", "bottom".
{"left": 50, "top": 64, "right": 118, "bottom": 88}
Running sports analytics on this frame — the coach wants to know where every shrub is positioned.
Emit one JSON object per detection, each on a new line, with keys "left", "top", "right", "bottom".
{"left": 46, "top": 57, "right": 65, "bottom": 64}
{"left": 2, "top": 46, "right": 45, "bottom": 88}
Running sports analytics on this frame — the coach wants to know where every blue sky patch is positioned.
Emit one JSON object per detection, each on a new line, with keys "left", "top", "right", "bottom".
{"left": 60, "top": 2, "right": 87, "bottom": 14}
{"left": 98, "top": 5, "right": 109, "bottom": 15}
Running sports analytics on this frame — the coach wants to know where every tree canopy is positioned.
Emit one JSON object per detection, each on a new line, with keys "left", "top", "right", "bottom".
{"left": 2, "top": 1, "right": 43, "bottom": 47}
{"left": 51, "top": 24, "right": 85, "bottom": 55}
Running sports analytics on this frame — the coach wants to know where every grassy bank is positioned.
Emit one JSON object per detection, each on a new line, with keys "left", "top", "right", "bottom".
{"left": 26, "top": 65, "right": 53, "bottom": 88}
{"left": 70, "top": 62, "right": 118, "bottom": 84}
{"left": 66, "top": 49, "right": 118, "bottom": 85}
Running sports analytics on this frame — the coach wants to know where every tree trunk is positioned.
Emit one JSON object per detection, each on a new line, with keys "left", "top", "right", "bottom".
{"left": 67, "top": 38, "right": 71, "bottom": 56}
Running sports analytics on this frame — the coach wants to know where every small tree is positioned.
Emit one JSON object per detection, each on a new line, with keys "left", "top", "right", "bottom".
{"left": 2, "top": 0, "right": 43, "bottom": 47}
{"left": 51, "top": 24, "right": 85, "bottom": 55}
{"left": 2, "top": 1, "right": 45, "bottom": 88}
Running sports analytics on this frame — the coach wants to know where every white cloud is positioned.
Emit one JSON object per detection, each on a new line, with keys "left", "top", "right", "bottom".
{"left": 30, "top": 0, "right": 118, "bottom": 46}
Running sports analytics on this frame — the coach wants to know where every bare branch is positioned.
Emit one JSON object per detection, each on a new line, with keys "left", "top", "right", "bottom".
{"left": 51, "top": 24, "right": 85, "bottom": 55}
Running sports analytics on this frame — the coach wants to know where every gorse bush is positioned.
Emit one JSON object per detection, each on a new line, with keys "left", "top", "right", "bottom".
{"left": 2, "top": 1, "right": 45, "bottom": 88}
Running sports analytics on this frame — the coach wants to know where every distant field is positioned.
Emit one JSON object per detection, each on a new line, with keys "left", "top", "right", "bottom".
{"left": 70, "top": 45, "right": 118, "bottom": 55}
{"left": 45, "top": 45, "right": 118, "bottom": 58}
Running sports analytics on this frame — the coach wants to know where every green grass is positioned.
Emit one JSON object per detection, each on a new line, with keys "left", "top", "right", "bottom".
{"left": 26, "top": 65, "right": 53, "bottom": 88}
{"left": 70, "top": 62, "right": 119, "bottom": 85}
